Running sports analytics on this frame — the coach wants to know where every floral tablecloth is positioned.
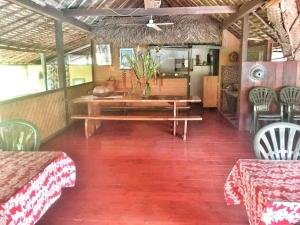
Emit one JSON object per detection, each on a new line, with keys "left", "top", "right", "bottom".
{"left": 224, "top": 159, "right": 300, "bottom": 225}
{"left": 0, "top": 151, "right": 76, "bottom": 225}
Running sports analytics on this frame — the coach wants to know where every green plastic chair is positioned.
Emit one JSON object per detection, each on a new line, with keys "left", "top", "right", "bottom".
{"left": 253, "top": 122, "right": 300, "bottom": 160}
{"left": 249, "top": 87, "right": 283, "bottom": 133}
{"left": 280, "top": 86, "right": 300, "bottom": 122}
{"left": 0, "top": 119, "right": 41, "bottom": 151}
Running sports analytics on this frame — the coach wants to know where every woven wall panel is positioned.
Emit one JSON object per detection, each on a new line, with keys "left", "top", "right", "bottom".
{"left": 67, "top": 82, "right": 94, "bottom": 117}
{"left": 0, "top": 90, "right": 66, "bottom": 141}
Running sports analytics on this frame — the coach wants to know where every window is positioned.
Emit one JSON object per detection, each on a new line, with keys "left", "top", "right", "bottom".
{"left": 272, "top": 51, "right": 287, "bottom": 62}
{"left": 65, "top": 45, "right": 93, "bottom": 87}
{"left": 0, "top": 43, "right": 93, "bottom": 101}
{"left": 0, "top": 64, "right": 46, "bottom": 101}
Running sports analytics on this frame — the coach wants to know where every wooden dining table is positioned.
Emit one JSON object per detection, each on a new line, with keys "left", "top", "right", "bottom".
{"left": 224, "top": 159, "right": 300, "bottom": 225}
{"left": 71, "top": 95, "right": 202, "bottom": 139}
{"left": 0, "top": 151, "right": 76, "bottom": 225}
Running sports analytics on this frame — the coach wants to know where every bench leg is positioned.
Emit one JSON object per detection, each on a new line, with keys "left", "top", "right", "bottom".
{"left": 85, "top": 119, "right": 89, "bottom": 138}
{"left": 183, "top": 120, "right": 187, "bottom": 141}
{"left": 85, "top": 119, "right": 101, "bottom": 138}
{"left": 173, "top": 102, "right": 177, "bottom": 136}
{"left": 173, "top": 122, "right": 177, "bottom": 136}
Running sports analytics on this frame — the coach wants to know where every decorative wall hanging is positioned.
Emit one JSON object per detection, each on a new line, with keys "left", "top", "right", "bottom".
{"left": 120, "top": 48, "right": 134, "bottom": 69}
{"left": 96, "top": 44, "right": 112, "bottom": 66}
{"left": 249, "top": 64, "right": 266, "bottom": 81}
{"left": 229, "top": 51, "right": 239, "bottom": 62}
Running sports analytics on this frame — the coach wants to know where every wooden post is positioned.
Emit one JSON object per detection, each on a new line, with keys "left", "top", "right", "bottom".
{"left": 265, "top": 39, "right": 273, "bottom": 61}
{"left": 90, "top": 39, "right": 96, "bottom": 84}
{"left": 238, "top": 14, "right": 249, "bottom": 130}
{"left": 183, "top": 120, "right": 187, "bottom": 141}
{"left": 173, "top": 102, "right": 177, "bottom": 136}
{"left": 40, "top": 53, "right": 48, "bottom": 91}
{"left": 240, "top": 14, "right": 249, "bottom": 63}
{"left": 55, "top": 20, "right": 69, "bottom": 125}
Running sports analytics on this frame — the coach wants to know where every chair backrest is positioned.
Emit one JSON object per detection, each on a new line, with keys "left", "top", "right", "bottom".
{"left": 0, "top": 119, "right": 40, "bottom": 151}
{"left": 280, "top": 86, "right": 300, "bottom": 106}
{"left": 253, "top": 122, "right": 300, "bottom": 160}
{"left": 249, "top": 87, "right": 278, "bottom": 112}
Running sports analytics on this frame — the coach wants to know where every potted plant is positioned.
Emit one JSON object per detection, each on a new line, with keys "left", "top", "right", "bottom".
{"left": 125, "top": 50, "right": 159, "bottom": 98}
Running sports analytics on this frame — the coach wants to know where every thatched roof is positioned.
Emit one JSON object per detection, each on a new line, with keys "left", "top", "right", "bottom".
{"left": 93, "top": 15, "right": 222, "bottom": 46}
{"left": 0, "top": 0, "right": 299, "bottom": 63}
{"left": 0, "top": 0, "right": 90, "bottom": 64}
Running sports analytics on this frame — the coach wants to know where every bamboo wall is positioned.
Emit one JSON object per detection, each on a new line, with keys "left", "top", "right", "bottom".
{"left": 68, "top": 82, "right": 94, "bottom": 116}
{"left": 0, "top": 90, "right": 66, "bottom": 141}
{"left": 0, "top": 82, "right": 94, "bottom": 142}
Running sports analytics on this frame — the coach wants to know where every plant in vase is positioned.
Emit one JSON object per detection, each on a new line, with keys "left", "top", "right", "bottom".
{"left": 125, "top": 50, "right": 159, "bottom": 98}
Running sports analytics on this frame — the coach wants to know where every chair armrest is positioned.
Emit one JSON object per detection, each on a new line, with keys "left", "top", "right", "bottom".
{"left": 253, "top": 105, "right": 257, "bottom": 117}
{"left": 280, "top": 103, "right": 284, "bottom": 120}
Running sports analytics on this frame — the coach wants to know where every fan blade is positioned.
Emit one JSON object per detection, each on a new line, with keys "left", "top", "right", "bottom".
{"left": 155, "top": 22, "right": 174, "bottom": 26}
{"left": 147, "top": 23, "right": 162, "bottom": 31}
{"left": 120, "top": 24, "right": 145, "bottom": 26}
{"left": 152, "top": 24, "right": 162, "bottom": 31}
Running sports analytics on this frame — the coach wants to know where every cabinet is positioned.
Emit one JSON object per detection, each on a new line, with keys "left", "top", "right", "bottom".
{"left": 202, "top": 76, "right": 218, "bottom": 108}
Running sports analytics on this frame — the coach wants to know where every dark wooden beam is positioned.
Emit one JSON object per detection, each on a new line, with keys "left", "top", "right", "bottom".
{"left": 63, "top": 6, "right": 238, "bottom": 17}
{"left": 8, "top": 0, "right": 91, "bottom": 32}
{"left": 221, "top": 0, "right": 265, "bottom": 30}
{"left": 55, "top": 20, "right": 66, "bottom": 89}
{"left": 54, "top": 20, "right": 69, "bottom": 124}
{"left": 238, "top": 14, "right": 249, "bottom": 131}
{"left": 240, "top": 14, "right": 249, "bottom": 62}
{"left": 40, "top": 53, "right": 48, "bottom": 90}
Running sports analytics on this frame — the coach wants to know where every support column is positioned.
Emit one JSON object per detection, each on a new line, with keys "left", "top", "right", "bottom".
{"left": 240, "top": 14, "right": 249, "bottom": 63}
{"left": 40, "top": 53, "right": 48, "bottom": 91}
{"left": 265, "top": 39, "right": 273, "bottom": 61}
{"left": 91, "top": 39, "right": 96, "bottom": 84}
{"left": 55, "top": 20, "right": 69, "bottom": 125}
{"left": 238, "top": 14, "right": 249, "bottom": 131}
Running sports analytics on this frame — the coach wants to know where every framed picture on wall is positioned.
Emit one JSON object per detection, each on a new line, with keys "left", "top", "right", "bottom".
{"left": 96, "top": 44, "right": 112, "bottom": 65}
{"left": 120, "top": 48, "right": 134, "bottom": 69}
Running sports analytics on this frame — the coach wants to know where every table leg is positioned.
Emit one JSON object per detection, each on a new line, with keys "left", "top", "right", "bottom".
{"left": 183, "top": 120, "right": 187, "bottom": 141}
{"left": 173, "top": 102, "right": 177, "bottom": 136}
{"left": 85, "top": 103, "right": 101, "bottom": 138}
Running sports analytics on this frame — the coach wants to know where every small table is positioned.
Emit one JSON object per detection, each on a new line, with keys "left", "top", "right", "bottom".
{"left": 224, "top": 159, "right": 300, "bottom": 225}
{"left": 72, "top": 95, "right": 202, "bottom": 138}
{"left": 0, "top": 151, "right": 76, "bottom": 225}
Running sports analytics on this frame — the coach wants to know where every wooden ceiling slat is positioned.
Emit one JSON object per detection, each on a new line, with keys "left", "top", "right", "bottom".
{"left": 63, "top": 6, "right": 238, "bottom": 17}
{"left": 0, "top": 12, "right": 35, "bottom": 30}
{"left": 221, "top": 0, "right": 264, "bottom": 30}
{"left": 0, "top": 0, "right": 280, "bottom": 63}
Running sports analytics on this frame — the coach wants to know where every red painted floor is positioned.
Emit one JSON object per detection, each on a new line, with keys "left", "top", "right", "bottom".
{"left": 37, "top": 109, "right": 253, "bottom": 225}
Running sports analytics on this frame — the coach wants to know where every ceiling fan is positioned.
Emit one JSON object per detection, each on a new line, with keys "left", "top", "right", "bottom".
{"left": 120, "top": 16, "right": 174, "bottom": 31}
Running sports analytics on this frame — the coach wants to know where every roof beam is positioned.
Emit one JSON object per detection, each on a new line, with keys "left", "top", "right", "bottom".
{"left": 0, "top": 38, "right": 53, "bottom": 52}
{"left": 221, "top": 0, "right": 265, "bottom": 30}
{"left": 144, "top": 0, "right": 161, "bottom": 9}
{"left": 252, "top": 11, "right": 278, "bottom": 42}
{"left": 0, "top": 45, "right": 46, "bottom": 53}
{"left": 8, "top": 0, "right": 91, "bottom": 32}
{"left": 63, "top": 6, "right": 238, "bottom": 17}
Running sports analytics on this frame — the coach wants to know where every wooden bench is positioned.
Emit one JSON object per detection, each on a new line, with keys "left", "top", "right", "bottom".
{"left": 71, "top": 115, "right": 202, "bottom": 140}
